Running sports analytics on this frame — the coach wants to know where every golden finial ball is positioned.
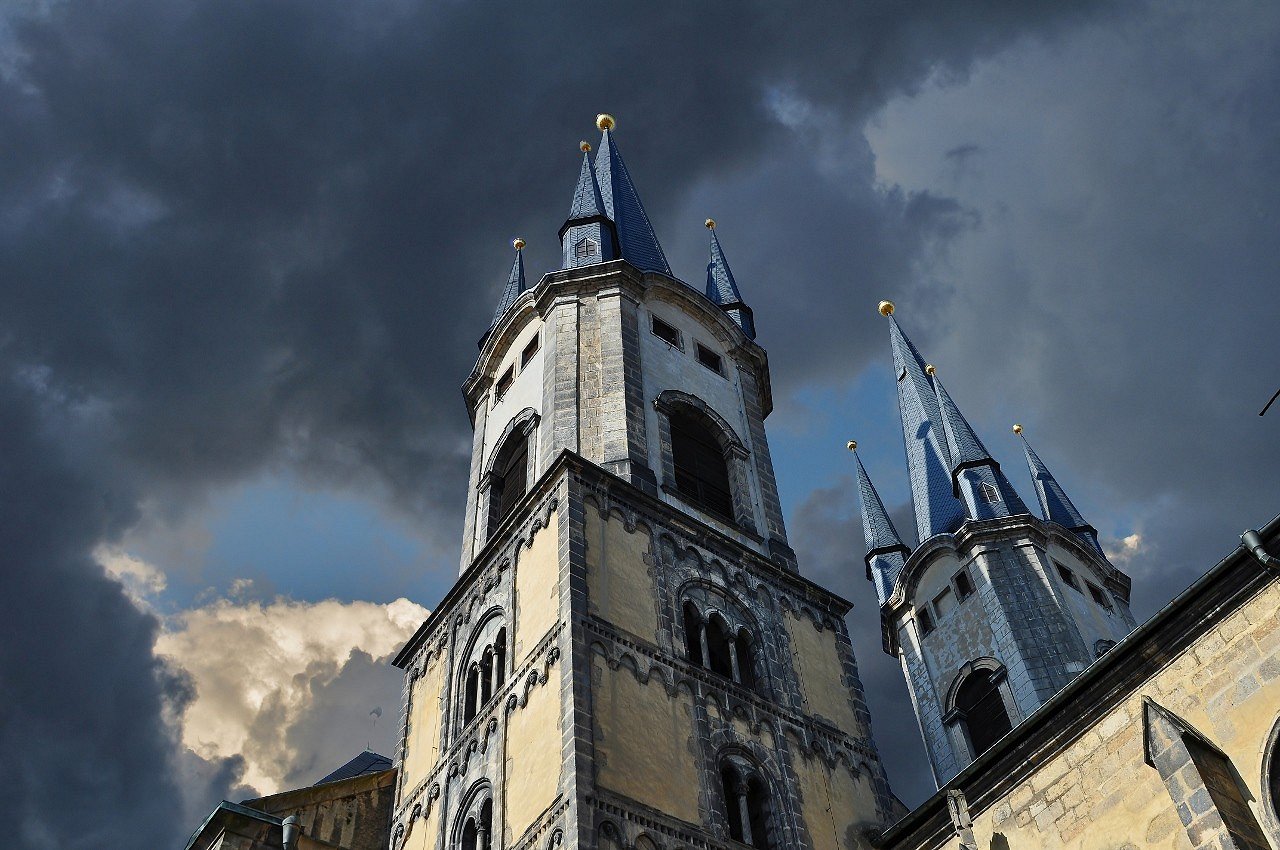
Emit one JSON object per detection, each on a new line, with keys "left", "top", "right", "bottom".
{"left": 878, "top": 300, "right": 895, "bottom": 317}
{"left": 1013, "top": 423, "right": 1023, "bottom": 435}
{"left": 925, "top": 364, "right": 936, "bottom": 376}
{"left": 705, "top": 218, "right": 716, "bottom": 230}
{"left": 596, "top": 113, "right": 616, "bottom": 131}
{"left": 846, "top": 440, "right": 857, "bottom": 452}
{"left": 512, "top": 237, "right": 525, "bottom": 251}
{"left": 580, "top": 141, "right": 591, "bottom": 153}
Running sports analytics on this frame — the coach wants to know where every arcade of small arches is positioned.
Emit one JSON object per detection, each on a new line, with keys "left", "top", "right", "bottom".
{"left": 459, "top": 614, "right": 510, "bottom": 726}
{"left": 682, "top": 598, "right": 758, "bottom": 691}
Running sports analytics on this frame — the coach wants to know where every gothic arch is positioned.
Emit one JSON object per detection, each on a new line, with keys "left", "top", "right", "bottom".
{"left": 653, "top": 391, "right": 756, "bottom": 531}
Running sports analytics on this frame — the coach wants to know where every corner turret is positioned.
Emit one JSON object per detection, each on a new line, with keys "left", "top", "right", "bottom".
{"left": 704, "top": 219, "right": 756, "bottom": 339}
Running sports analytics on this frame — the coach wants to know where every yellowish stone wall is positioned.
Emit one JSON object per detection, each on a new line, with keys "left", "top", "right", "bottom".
{"left": 400, "top": 651, "right": 446, "bottom": 795}
{"left": 503, "top": 664, "right": 563, "bottom": 843}
{"left": 515, "top": 511, "right": 559, "bottom": 663}
{"left": 793, "top": 757, "right": 881, "bottom": 850}
{"left": 401, "top": 800, "right": 439, "bottom": 850}
{"left": 592, "top": 661, "right": 702, "bottom": 824}
{"left": 584, "top": 506, "right": 658, "bottom": 643}
{"left": 784, "top": 609, "right": 862, "bottom": 737}
{"left": 933, "top": 578, "right": 1280, "bottom": 850}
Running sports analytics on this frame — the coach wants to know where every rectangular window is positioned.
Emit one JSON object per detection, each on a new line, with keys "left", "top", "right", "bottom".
{"left": 1088, "top": 583, "right": 1113, "bottom": 611}
{"left": 695, "top": 343, "right": 723, "bottom": 375}
{"left": 917, "top": 607, "right": 935, "bottom": 637}
{"left": 651, "top": 316, "right": 681, "bottom": 348}
{"left": 521, "top": 334, "right": 539, "bottom": 368}
{"left": 495, "top": 366, "right": 514, "bottom": 400}
{"left": 954, "top": 569, "right": 975, "bottom": 600}
{"left": 933, "top": 587, "right": 956, "bottom": 617}
{"left": 1056, "top": 561, "right": 1080, "bottom": 591}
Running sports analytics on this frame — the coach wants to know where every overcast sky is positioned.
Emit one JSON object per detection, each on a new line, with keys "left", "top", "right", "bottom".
{"left": 2, "top": 2, "right": 1278, "bottom": 847}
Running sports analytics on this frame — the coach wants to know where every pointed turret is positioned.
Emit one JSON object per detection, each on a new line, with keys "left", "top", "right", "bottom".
{"left": 560, "top": 141, "right": 618, "bottom": 269}
{"left": 930, "top": 366, "right": 1029, "bottom": 521}
{"left": 483, "top": 238, "right": 526, "bottom": 345}
{"left": 1015, "top": 424, "right": 1107, "bottom": 558}
{"left": 849, "top": 441, "right": 910, "bottom": 606}
{"left": 882, "top": 302, "right": 967, "bottom": 543}
{"left": 704, "top": 219, "right": 756, "bottom": 339}
{"left": 592, "top": 114, "right": 672, "bottom": 274}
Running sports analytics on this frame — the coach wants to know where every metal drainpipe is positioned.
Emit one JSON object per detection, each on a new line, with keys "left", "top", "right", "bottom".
{"left": 282, "top": 815, "right": 299, "bottom": 850}
{"left": 1241, "top": 529, "right": 1280, "bottom": 569}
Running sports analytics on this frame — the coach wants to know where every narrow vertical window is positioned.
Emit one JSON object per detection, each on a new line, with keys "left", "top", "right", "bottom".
{"left": 735, "top": 629, "right": 756, "bottom": 690}
{"left": 464, "top": 664, "right": 479, "bottom": 722}
{"left": 488, "top": 432, "right": 529, "bottom": 535}
{"left": 669, "top": 409, "right": 733, "bottom": 520}
{"left": 683, "top": 602, "right": 704, "bottom": 666}
{"left": 494, "top": 628, "right": 507, "bottom": 689}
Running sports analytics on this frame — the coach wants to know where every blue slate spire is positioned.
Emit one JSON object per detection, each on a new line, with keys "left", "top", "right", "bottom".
{"left": 1016, "top": 425, "right": 1107, "bottom": 558}
{"left": 850, "top": 442, "right": 909, "bottom": 606}
{"left": 883, "top": 303, "right": 967, "bottom": 543}
{"left": 487, "top": 239, "right": 526, "bottom": 336}
{"left": 930, "top": 367, "right": 1029, "bottom": 521}
{"left": 592, "top": 114, "right": 672, "bottom": 275}
{"left": 560, "top": 142, "right": 618, "bottom": 270}
{"left": 704, "top": 219, "right": 756, "bottom": 339}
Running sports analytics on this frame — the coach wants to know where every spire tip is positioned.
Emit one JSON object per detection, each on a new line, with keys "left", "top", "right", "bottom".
{"left": 878, "top": 300, "right": 895, "bottom": 317}
{"left": 705, "top": 218, "right": 716, "bottom": 230}
{"left": 595, "top": 113, "right": 616, "bottom": 132}
{"left": 925, "top": 364, "right": 936, "bottom": 376}
{"left": 579, "top": 140, "right": 591, "bottom": 153}
{"left": 846, "top": 440, "right": 857, "bottom": 452}
{"left": 512, "top": 237, "right": 525, "bottom": 251}
{"left": 1013, "top": 423, "right": 1023, "bottom": 435}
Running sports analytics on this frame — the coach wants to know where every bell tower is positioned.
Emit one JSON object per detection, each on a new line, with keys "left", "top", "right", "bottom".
{"left": 852, "top": 302, "right": 1139, "bottom": 786}
{"left": 388, "top": 115, "right": 898, "bottom": 850}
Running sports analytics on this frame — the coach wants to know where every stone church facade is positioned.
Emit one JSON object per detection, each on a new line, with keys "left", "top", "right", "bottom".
{"left": 182, "top": 116, "right": 1280, "bottom": 850}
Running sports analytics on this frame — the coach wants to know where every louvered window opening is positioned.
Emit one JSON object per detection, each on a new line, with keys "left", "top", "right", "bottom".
{"left": 490, "top": 435, "right": 529, "bottom": 534}
{"left": 955, "top": 670, "right": 1012, "bottom": 757}
{"left": 670, "top": 410, "right": 734, "bottom": 521}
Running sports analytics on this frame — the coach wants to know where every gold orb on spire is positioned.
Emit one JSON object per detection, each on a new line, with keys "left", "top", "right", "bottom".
{"left": 596, "top": 113, "right": 616, "bottom": 131}
{"left": 1013, "top": 423, "right": 1023, "bottom": 435}
{"left": 878, "top": 300, "right": 895, "bottom": 317}
{"left": 925, "top": 364, "right": 936, "bottom": 376}
{"left": 846, "top": 440, "right": 858, "bottom": 452}
{"left": 512, "top": 237, "right": 525, "bottom": 251}
{"left": 705, "top": 218, "right": 716, "bottom": 230}
{"left": 580, "top": 140, "right": 591, "bottom": 153}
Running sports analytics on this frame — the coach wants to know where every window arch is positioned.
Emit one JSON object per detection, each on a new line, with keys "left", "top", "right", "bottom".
{"left": 953, "top": 668, "right": 1013, "bottom": 757}
{"left": 681, "top": 594, "right": 761, "bottom": 691}
{"left": 488, "top": 432, "right": 529, "bottom": 536}
{"left": 456, "top": 787, "right": 493, "bottom": 850}
{"left": 654, "top": 391, "right": 754, "bottom": 531}
{"left": 720, "top": 757, "right": 773, "bottom": 849}
{"left": 459, "top": 616, "right": 508, "bottom": 726}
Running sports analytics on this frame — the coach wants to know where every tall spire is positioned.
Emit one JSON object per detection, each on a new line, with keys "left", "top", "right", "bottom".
{"left": 704, "top": 219, "right": 756, "bottom": 339}
{"left": 930, "top": 366, "right": 1029, "bottom": 521}
{"left": 485, "top": 238, "right": 526, "bottom": 342}
{"left": 592, "top": 114, "right": 672, "bottom": 275}
{"left": 849, "top": 441, "right": 909, "bottom": 606}
{"left": 1015, "top": 424, "right": 1107, "bottom": 558}
{"left": 560, "top": 140, "right": 618, "bottom": 269}
{"left": 882, "top": 302, "right": 967, "bottom": 543}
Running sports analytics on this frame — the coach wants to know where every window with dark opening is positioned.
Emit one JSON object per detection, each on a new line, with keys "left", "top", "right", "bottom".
{"left": 721, "top": 764, "right": 771, "bottom": 849}
{"left": 955, "top": 670, "right": 1012, "bottom": 757}
{"left": 954, "top": 569, "right": 975, "bottom": 600}
{"left": 521, "top": 335, "right": 539, "bottom": 368}
{"left": 981, "top": 481, "right": 1001, "bottom": 503}
{"left": 651, "top": 316, "right": 681, "bottom": 348}
{"left": 669, "top": 409, "right": 733, "bottom": 520}
{"left": 574, "top": 237, "right": 598, "bottom": 259}
{"left": 495, "top": 366, "right": 514, "bottom": 400}
{"left": 488, "top": 433, "right": 529, "bottom": 536}
{"left": 464, "top": 664, "right": 479, "bottom": 723}
{"left": 917, "top": 607, "right": 935, "bottom": 637}
{"left": 683, "top": 602, "right": 704, "bottom": 666}
{"left": 1056, "top": 562, "right": 1080, "bottom": 591}
{"left": 696, "top": 343, "right": 723, "bottom": 375}
{"left": 461, "top": 798, "right": 493, "bottom": 850}
{"left": 1088, "top": 583, "right": 1113, "bottom": 610}
{"left": 706, "top": 615, "right": 734, "bottom": 679}
{"left": 735, "top": 628, "right": 756, "bottom": 690}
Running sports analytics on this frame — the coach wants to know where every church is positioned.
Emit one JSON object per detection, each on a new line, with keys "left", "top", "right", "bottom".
{"left": 183, "top": 115, "right": 1280, "bottom": 850}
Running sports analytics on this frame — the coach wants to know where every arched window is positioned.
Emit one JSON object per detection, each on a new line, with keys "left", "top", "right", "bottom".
{"left": 720, "top": 760, "right": 772, "bottom": 849}
{"left": 683, "top": 602, "right": 704, "bottom": 666}
{"left": 682, "top": 598, "right": 762, "bottom": 691}
{"left": 706, "top": 614, "right": 734, "bottom": 679}
{"left": 494, "top": 628, "right": 507, "bottom": 690}
{"left": 459, "top": 616, "right": 508, "bottom": 727}
{"left": 464, "top": 664, "right": 479, "bottom": 723}
{"left": 669, "top": 408, "right": 733, "bottom": 520}
{"left": 488, "top": 432, "right": 529, "bottom": 536}
{"left": 735, "top": 628, "right": 756, "bottom": 690}
{"left": 459, "top": 795, "right": 493, "bottom": 850}
{"left": 954, "top": 670, "right": 1012, "bottom": 757}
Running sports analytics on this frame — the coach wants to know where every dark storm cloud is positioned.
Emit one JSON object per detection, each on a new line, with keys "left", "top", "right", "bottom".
{"left": 0, "top": 0, "right": 1154, "bottom": 845}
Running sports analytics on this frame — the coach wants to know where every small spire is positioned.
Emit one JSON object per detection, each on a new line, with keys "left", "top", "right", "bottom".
{"left": 1017, "top": 426, "right": 1107, "bottom": 558}
{"left": 486, "top": 240, "right": 527, "bottom": 336}
{"left": 593, "top": 115, "right": 671, "bottom": 274}
{"left": 931, "top": 368, "right": 1029, "bottom": 519}
{"left": 704, "top": 218, "right": 756, "bottom": 339}
{"left": 849, "top": 441, "right": 910, "bottom": 606}
{"left": 560, "top": 140, "right": 617, "bottom": 269}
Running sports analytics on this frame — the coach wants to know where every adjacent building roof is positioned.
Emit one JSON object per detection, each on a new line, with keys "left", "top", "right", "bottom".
{"left": 315, "top": 751, "right": 393, "bottom": 786}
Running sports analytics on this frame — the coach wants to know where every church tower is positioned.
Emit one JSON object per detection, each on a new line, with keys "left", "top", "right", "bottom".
{"left": 852, "top": 302, "right": 1139, "bottom": 786}
{"left": 388, "top": 116, "right": 897, "bottom": 850}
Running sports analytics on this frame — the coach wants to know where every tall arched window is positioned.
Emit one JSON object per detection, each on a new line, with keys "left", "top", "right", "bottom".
{"left": 682, "top": 597, "right": 762, "bottom": 692}
{"left": 669, "top": 408, "right": 733, "bottom": 520}
{"left": 735, "top": 628, "right": 756, "bottom": 690}
{"left": 488, "top": 432, "right": 529, "bottom": 536}
{"left": 954, "top": 669, "right": 1012, "bottom": 757}
{"left": 460, "top": 617, "right": 508, "bottom": 726}
{"left": 706, "top": 614, "right": 735, "bottom": 679}
{"left": 720, "top": 760, "right": 772, "bottom": 849}
{"left": 459, "top": 795, "right": 493, "bottom": 850}
{"left": 683, "top": 602, "right": 704, "bottom": 666}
